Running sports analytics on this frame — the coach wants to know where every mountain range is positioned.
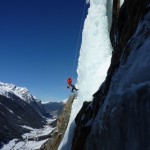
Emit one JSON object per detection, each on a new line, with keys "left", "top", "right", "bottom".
{"left": 0, "top": 82, "right": 49, "bottom": 117}
{"left": 0, "top": 82, "right": 65, "bottom": 148}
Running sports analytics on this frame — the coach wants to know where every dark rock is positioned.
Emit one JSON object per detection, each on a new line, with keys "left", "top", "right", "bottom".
{"left": 75, "top": 101, "right": 91, "bottom": 124}
{"left": 49, "top": 119, "right": 57, "bottom": 128}
{"left": 85, "top": 84, "right": 150, "bottom": 150}
{"left": 72, "top": 101, "right": 92, "bottom": 150}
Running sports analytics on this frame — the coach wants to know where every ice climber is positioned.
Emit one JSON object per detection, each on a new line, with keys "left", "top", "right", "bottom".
{"left": 67, "top": 78, "right": 78, "bottom": 92}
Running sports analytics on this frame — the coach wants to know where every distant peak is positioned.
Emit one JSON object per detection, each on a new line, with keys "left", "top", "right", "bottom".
{"left": 0, "top": 81, "right": 34, "bottom": 102}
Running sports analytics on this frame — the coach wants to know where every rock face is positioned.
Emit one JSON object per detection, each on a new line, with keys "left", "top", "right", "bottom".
{"left": 40, "top": 95, "right": 75, "bottom": 150}
{"left": 72, "top": 0, "right": 150, "bottom": 150}
{"left": 72, "top": 101, "right": 92, "bottom": 150}
{"left": 0, "top": 94, "right": 46, "bottom": 148}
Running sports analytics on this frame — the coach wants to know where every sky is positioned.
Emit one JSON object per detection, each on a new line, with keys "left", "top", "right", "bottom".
{"left": 0, "top": 0, "right": 88, "bottom": 102}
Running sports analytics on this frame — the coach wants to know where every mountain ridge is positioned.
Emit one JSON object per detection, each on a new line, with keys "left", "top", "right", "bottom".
{"left": 0, "top": 82, "right": 50, "bottom": 117}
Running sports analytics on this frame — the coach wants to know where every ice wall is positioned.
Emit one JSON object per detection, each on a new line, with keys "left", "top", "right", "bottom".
{"left": 58, "top": 0, "right": 113, "bottom": 149}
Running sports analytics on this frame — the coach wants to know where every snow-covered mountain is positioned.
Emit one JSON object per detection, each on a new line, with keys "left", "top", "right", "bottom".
{"left": 0, "top": 82, "right": 65, "bottom": 148}
{"left": 0, "top": 82, "right": 38, "bottom": 103}
{"left": 0, "top": 82, "right": 49, "bottom": 117}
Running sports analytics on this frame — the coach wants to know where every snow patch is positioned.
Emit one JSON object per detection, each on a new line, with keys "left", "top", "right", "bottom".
{"left": 7, "top": 108, "right": 14, "bottom": 114}
{"left": 120, "top": 0, "right": 124, "bottom": 7}
{"left": 1, "top": 139, "right": 18, "bottom": 150}
{"left": 21, "top": 125, "right": 34, "bottom": 131}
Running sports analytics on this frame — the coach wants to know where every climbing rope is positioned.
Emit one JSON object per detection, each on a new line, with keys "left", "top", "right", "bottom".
{"left": 71, "top": 2, "right": 86, "bottom": 78}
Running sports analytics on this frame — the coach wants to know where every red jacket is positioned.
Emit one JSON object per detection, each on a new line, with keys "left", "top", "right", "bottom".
{"left": 67, "top": 78, "right": 72, "bottom": 86}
